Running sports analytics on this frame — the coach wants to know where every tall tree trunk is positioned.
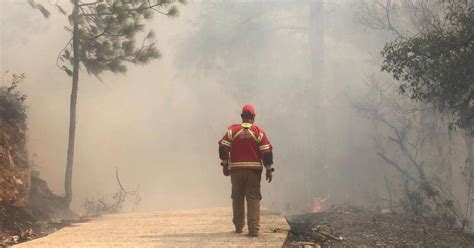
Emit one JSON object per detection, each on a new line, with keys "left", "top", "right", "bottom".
{"left": 447, "top": 129, "right": 453, "bottom": 192}
{"left": 64, "top": 0, "right": 80, "bottom": 207}
{"left": 470, "top": 91, "right": 474, "bottom": 200}
{"left": 466, "top": 126, "right": 473, "bottom": 196}
{"left": 461, "top": 97, "right": 473, "bottom": 200}
{"left": 308, "top": 0, "right": 327, "bottom": 200}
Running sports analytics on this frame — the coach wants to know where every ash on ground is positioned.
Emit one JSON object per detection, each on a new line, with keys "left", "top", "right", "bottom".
{"left": 285, "top": 204, "right": 474, "bottom": 247}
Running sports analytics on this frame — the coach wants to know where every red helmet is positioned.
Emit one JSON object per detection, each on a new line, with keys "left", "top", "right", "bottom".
{"left": 241, "top": 104, "right": 256, "bottom": 116}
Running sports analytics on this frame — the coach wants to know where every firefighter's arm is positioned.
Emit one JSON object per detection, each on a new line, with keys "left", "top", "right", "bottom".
{"left": 218, "top": 132, "right": 231, "bottom": 167}
{"left": 257, "top": 131, "right": 274, "bottom": 172}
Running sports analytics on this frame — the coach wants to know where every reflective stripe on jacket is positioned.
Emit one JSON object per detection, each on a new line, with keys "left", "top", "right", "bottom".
{"left": 218, "top": 122, "right": 272, "bottom": 170}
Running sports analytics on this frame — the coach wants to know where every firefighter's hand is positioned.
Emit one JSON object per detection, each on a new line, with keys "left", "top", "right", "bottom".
{"left": 223, "top": 166, "right": 230, "bottom": 176}
{"left": 266, "top": 171, "right": 273, "bottom": 183}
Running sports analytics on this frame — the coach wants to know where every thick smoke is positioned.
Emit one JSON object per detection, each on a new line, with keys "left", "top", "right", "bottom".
{"left": 0, "top": 0, "right": 468, "bottom": 216}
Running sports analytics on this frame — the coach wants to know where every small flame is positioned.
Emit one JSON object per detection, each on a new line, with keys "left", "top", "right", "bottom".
{"left": 311, "top": 195, "right": 329, "bottom": 213}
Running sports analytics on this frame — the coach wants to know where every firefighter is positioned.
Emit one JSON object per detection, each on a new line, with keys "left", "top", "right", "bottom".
{"left": 218, "top": 104, "right": 274, "bottom": 237}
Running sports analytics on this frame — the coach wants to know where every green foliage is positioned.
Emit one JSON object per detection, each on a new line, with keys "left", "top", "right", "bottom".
{"left": 55, "top": 0, "right": 184, "bottom": 76}
{"left": 381, "top": 1, "right": 473, "bottom": 129}
{"left": 0, "top": 72, "right": 27, "bottom": 124}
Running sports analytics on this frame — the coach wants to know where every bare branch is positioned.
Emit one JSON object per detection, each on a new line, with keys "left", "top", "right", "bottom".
{"left": 80, "top": 2, "right": 177, "bottom": 17}
{"left": 377, "top": 152, "right": 420, "bottom": 185}
{"left": 79, "top": 1, "right": 102, "bottom": 7}
{"left": 115, "top": 167, "right": 128, "bottom": 194}
{"left": 56, "top": 37, "right": 73, "bottom": 70}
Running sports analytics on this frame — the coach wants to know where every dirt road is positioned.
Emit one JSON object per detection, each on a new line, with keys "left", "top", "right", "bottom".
{"left": 15, "top": 208, "right": 288, "bottom": 247}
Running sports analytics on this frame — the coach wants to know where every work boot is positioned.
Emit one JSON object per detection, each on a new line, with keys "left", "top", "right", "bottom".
{"left": 248, "top": 231, "right": 258, "bottom": 237}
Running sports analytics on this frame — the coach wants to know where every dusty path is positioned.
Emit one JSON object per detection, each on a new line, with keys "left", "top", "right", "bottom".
{"left": 15, "top": 208, "right": 288, "bottom": 247}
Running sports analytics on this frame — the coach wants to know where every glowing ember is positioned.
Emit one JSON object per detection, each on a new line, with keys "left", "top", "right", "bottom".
{"left": 311, "top": 195, "right": 329, "bottom": 213}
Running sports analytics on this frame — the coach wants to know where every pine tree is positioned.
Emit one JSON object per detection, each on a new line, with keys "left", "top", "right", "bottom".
{"left": 30, "top": 0, "right": 185, "bottom": 207}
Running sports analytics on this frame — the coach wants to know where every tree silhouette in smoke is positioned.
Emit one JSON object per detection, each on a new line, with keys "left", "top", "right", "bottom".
{"left": 29, "top": 0, "right": 185, "bottom": 207}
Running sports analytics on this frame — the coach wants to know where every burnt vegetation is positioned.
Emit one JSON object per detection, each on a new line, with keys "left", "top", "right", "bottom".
{"left": 82, "top": 168, "right": 141, "bottom": 217}
{"left": 0, "top": 72, "right": 70, "bottom": 246}
{"left": 353, "top": 0, "right": 474, "bottom": 229}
